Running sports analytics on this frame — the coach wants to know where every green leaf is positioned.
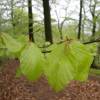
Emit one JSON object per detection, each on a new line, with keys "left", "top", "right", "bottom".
{"left": 0, "top": 33, "right": 24, "bottom": 57}
{"left": 85, "top": 43, "right": 97, "bottom": 56}
{"left": 44, "top": 40, "right": 93, "bottom": 91}
{"left": 44, "top": 43, "right": 77, "bottom": 91}
{"left": 70, "top": 41, "right": 94, "bottom": 81}
{"left": 19, "top": 42, "right": 45, "bottom": 81}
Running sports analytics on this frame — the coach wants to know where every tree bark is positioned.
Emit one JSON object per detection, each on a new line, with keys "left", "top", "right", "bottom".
{"left": 43, "top": 0, "right": 53, "bottom": 44}
{"left": 78, "top": 0, "right": 83, "bottom": 40}
{"left": 89, "top": 0, "right": 97, "bottom": 38}
{"left": 28, "top": 0, "right": 34, "bottom": 42}
{"left": 92, "top": 21, "right": 96, "bottom": 37}
{"left": 91, "top": 9, "right": 96, "bottom": 38}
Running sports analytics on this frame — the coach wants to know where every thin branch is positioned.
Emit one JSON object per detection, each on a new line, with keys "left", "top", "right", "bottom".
{"left": 39, "top": 37, "right": 100, "bottom": 54}
{"left": 83, "top": 38, "right": 100, "bottom": 44}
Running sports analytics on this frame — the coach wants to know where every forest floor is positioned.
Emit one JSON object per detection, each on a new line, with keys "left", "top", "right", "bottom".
{"left": 0, "top": 59, "right": 100, "bottom": 100}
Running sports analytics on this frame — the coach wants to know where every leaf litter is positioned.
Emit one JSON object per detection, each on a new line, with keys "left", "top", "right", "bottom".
{"left": 0, "top": 59, "right": 100, "bottom": 100}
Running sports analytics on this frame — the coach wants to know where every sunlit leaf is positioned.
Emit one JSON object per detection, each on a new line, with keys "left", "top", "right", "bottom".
{"left": 19, "top": 42, "right": 45, "bottom": 80}
{"left": 44, "top": 40, "right": 93, "bottom": 91}
{"left": 44, "top": 42, "right": 77, "bottom": 91}
{"left": 0, "top": 33, "right": 24, "bottom": 57}
{"left": 70, "top": 41, "right": 94, "bottom": 81}
{"left": 85, "top": 43, "right": 98, "bottom": 56}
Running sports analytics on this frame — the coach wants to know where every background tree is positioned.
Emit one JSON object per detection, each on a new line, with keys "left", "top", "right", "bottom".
{"left": 89, "top": 0, "right": 100, "bottom": 39}
{"left": 28, "top": 0, "right": 34, "bottom": 42}
{"left": 43, "top": 0, "right": 53, "bottom": 44}
{"left": 78, "top": 0, "right": 83, "bottom": 40}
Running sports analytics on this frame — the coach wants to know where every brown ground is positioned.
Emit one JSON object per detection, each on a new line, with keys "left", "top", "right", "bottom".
{"left": 0, "top": 59, "right": 100, "bottom": 100}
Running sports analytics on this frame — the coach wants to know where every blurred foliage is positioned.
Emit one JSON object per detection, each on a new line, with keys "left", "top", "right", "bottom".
{"left": 0, "top": 33, "right": 94, "bottom": 91}
{"left": 90, "top": 68, "right": 100, "bottom": 75}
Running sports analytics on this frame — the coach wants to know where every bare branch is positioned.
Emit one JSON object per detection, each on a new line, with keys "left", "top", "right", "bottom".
{"left": 83, "top": 38, "right": 100, "bottom": 44}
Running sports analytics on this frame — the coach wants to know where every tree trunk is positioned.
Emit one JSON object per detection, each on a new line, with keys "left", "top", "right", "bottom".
{"left": 92, "top": 21, "right": 96, "bottom": 37}
{"left": 11, "top": 0, "right": 15, "bottom": 34}
{"left": 90, "top": 1, "right": 97, "bottom": 39}
{"left": 28, "top": 0, "right": 34, "bottom": 42}
{"left": 92, "top": 15, "right": 96, "bottom": 38}
{"left": 78, "top": 0, "right": 83, "bottom": 40}
{"left": 43, "top": 0, "right": 53, "bottom": 44}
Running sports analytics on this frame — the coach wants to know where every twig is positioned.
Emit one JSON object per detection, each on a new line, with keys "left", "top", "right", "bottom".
{"left": 83, "top": 38, "right": 100, "bottom": 44}
{"left": 40, "top": 38, "right": 100, "bottom": 53}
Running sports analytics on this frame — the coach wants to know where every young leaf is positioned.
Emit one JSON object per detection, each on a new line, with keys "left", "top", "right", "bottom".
{"left": 44, "top": 43, "right": 77, "bottom": 91}
{"left": 0, "top": 33, "right": 23, "bottom": 57}
{"left": 19, "top": 42, "right": 45, "bottom": 81}
{"left": 85, "top": 43, "right": 97, "bottom": 56}
{"left": 70, "top": 41, "right": 94, "bottom": 81}
{"left": 44, "top": 40, "right": 94, "bottom": 91}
